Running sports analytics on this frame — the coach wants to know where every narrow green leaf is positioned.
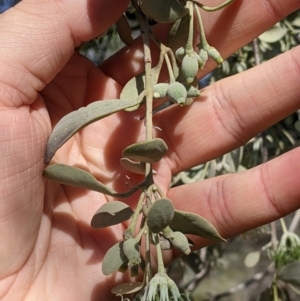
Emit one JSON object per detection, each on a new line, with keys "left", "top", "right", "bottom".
{"left": 102, "top": 242, "right": 127, "bottom": 275}
{"left": 111, "top": 282, "right": 144, "bottom": 295}
{"left": 170, "top": 210, "right": 226, "bottom": 242}
{"left": 45, "top": 98, "right": 141, "bottom": 164}
{"left": 43, "top": 164, "right": 117, "bottom": 196}
{"left": 278, "top": 261, "right": 300, "bottom": 286}
{"left": 91, "top": 201, "right": 134, "bottom": 228}
{"left": 122, "top": 138, "right": 168, "bottom": 163}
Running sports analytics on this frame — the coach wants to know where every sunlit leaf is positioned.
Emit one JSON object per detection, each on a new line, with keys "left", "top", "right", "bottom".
{"left": 122, "top": 138, "right": 168, "bottom": 163}
{"left": 43, "top": 164, "right": 117, "bottom": 196}
{"left": 111, "top": 282, "right": 144, "bottom": 295}
{"left": 45, "top": 98, "right": 141, "bottom": 164}
{"left": 102, "top": 242, "right": 127, "bottom": 275}
{"left": 258, "top": 24, "right": 287, "bottom": 43}
{"left": 278, "top": 261, "right": 300, "bottom": 286}
{"left": 147, "top": 198, "right": 174, "bottom": 233}
{"left": 91, "top": 201, "right": 134, "bottom": 228}
{"left": 116, "top": 13, "right": 133, "bottom": 46}
{"left": 170, "top": 210, "right": 226, "bottom": 242}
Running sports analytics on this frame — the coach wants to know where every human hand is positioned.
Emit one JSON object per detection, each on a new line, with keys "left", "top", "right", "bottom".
{"left": 0, "top": 0, "right": 299, "bottom": 300}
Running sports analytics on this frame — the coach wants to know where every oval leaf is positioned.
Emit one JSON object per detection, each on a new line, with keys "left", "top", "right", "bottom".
{"left": 102, "top": 242, "right": 127, "bottom": 275}
{"left": 45, "top": 98, "right": 141, "bottom": 164}
{"left": 170, "top": 210, "right": 226, "bottom": 242}
{"left": 140, "top": 0, "right": 188, "bottom": 23}
{"left": 111, "top": 282, "right": 144, "bottom": 295}
{"left": 116, "top": 14, "right": 133, "bottom": 46}
{"left": 43, "top": 164, "right": 117, "bottom": 196}
{"left": 278, "top": 261, "right": 300, "bottom": 286}
{"left": 147, "top": 198, "right": 174, "bottom": 233}
{"left": 258, "top": 24, "right": 286, "bottom": 43}
{"left": 120, "top": 158, "right": 146, "bottom": 175}
{"left": 122, "top": 138, "right": 168, "bottom": 163}
{"left": 91, "top": 201, "right": 134, "bottom": 228}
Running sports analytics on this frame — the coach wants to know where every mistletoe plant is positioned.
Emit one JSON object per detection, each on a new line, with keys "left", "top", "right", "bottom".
{"left": 43, "top": 0, "right": 235, "bottom": 300}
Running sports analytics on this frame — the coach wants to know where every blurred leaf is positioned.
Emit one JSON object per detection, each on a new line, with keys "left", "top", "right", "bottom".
{"left": 256, "top": 288, "right": 273, "bottom": 301}
{"left": 45, "top": 98, "right": 141, "bottom": 164}
{"left": 244, "top": 251, "right": 261, "bottom": 268}
{"left": 258, "top": 24, "right": 287, "bottom": 43}
{"left": 278, "top": 261, "right": 300, "bottom": 286}
{"left": 111, "top": 282, "right": 144, "bottom": 295}
{"left": 91, "top": 201, "right": 134, "bottom": 228}
{"left": 102, "top": 242, "right": 127, "bottom": 275}
{"left": 122, "top": 138, "right": 168, "bottom": 163}
{"left": 170, "top": 210, "right": 226, "bottom": 242}
{"left": 43, "top": 164, "right": 117, "bottom": 196}
{"left": 292, "top": 15, "right": 300, "bottom": 27}
{"left": 116, "top": 13, "right": 133, "bottom": 46}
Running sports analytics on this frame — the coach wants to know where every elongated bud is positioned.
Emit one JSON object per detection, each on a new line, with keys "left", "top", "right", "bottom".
{"left": 207, "top": 46, "right": 223, "bottom": 65}
{"left": 198, "top": 49, "right": 208, "bottom": 69}
{"left": 170, "top": 231, "right": 191, "bottom": 255}
{"left": 182, "top": 54, "right": 199, "bottom": 84}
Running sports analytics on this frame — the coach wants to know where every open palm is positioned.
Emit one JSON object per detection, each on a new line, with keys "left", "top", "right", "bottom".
{"left": 0, "top": 0, "right": 300, "bottom": 300}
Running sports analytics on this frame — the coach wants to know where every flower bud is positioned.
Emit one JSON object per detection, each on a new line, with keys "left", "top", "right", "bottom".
{"left": 175, "top": 47, "right": 185, "bottom": 62}
{"left": 181, "top": 53, "right": 199, "bottom": 84}
{"left": 167, "top": 82, "right": 187, "bottom": 106}
{"left": 170, "top": 231, "right": 191, "bottom": 255}
{"left": 207, "top": 46, "right": 223, "bottom": 65}
{"left": 153, "top": 83, "right": 169, "bottom": 98}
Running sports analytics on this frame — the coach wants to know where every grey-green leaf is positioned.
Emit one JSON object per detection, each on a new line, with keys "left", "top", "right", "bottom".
{"left": 166, "top": 13, "right": 190, "bottom": 52}
{"left": 45, "top": 98, "right": 141, "bottom": 164}
{"left": 102, "top": 242, "right": 127, "bottom": 275}
{"left": 170, "top": 210, "right": 226, "bottom": 242}
{"left": 147, "top": 198, "right": 174, "bottom": 233}
{"left": 111, "top": 282, "right": 144, "bottom": 295}
{"left": 120, "top": 158, "right": 146, "bottom": 175}
{"left": 122, "top": 138, "right": 168, "bottom": 163}
{"left": 43, "top": 164, "right": 117, "bottom": 196}
{"left": 116, "top": 14, "right": 133, "bottom": 46}
{"left": 278, "top": 261, "right": 300, "bottom": 286}
{"left": 91, "top": 201, "right": 134, "bottom": 228}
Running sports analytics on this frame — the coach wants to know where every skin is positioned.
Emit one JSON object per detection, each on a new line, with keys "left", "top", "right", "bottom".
{"left": 0, "top": 0, "right": 299, "bottom": 300}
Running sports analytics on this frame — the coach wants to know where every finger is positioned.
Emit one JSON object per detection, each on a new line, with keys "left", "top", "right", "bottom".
{"left": 168, "top": 147, "right": 300, "bottom": 248}
{"left": 0, "top": 0, "right": 130, "bottom": 107}
{"left": 156, "top": 45, "right": 300, "bottom": 173}
{"left": 100, "top": 0, "right": 300, "bottom": 85}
